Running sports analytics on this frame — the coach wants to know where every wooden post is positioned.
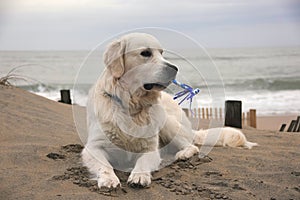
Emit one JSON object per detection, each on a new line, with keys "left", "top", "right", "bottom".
{"left": 182, "top": 108, "right": 189, "bottom": 117}
{"left": 202, "top": 108, "right": 205, "bottom": 119}
{"left": 206, "top": 108, "right": 209, "bottom": 119}
{"left": 246, "top": 112, "right": 250, "bottom": 126}
{"left": 219, "top": 108, "right": 222, "bottom": 119}
{"left": 293, "top": 116, "right": 300, "bottom": 132}
{"left": 287, "top": 120, "right": 297, "bottom": 132}
{"left": 197, "top": 108, "right": 201, "bottom": 119}
{"left": 297, "top": 117, "right": 300, "bottom": 132}
{"left": 279, "top": 124, "right": 286, "bottom": 132}
{"left": 59, "top": 89, "right": 72, "bottom": 104}
{"left": 193, "top": 108, "right": 197, "bottom": 118}
{"left": 225, "top": 100, "right": 242, "bottom": 128}
{"left": 249, "top": 109, "right": 257, "bottom": 128}
{"left": 214, "top": 108, "right": 218, "bottom": 120}
{"left": 242, "top": 112, "right": 245, "bottom": 126}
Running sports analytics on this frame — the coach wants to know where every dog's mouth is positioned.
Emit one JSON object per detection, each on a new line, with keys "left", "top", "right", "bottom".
{"left": 143, "top": 82, "right": 170, "bottom": 91}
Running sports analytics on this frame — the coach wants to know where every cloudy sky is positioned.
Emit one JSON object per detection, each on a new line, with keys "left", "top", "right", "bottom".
{"left": 0, "top": 0, "right": 299, "bottom": 50}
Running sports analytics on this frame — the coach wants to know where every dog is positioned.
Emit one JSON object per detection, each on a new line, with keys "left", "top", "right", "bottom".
{"left": 193, "top": 127, "right": 258, "bottom": 149}
{"left": 81, "top": 32, "right": 257, "bottom": 189}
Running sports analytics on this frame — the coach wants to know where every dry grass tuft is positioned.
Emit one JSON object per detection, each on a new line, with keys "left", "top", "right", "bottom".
{"left": 0, "top": 65, "right": 44, "bottom": 86}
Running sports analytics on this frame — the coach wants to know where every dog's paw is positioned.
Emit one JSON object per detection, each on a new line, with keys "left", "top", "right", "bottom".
{"left": 175, "top": 145, "right": 199, "bottom": 160}
{"left": 127, "top": 172, "right": 151, "bottom": 187}
{"left": 97, "top": 171, "right": 120, "bottom": 188}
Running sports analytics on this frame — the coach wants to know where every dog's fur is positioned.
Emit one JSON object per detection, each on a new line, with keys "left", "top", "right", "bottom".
{"left": 193, "top": 127, "right": 258, "bottom": 149}
{"left": 81, "top": 33, "right": 257, "bottom": 189}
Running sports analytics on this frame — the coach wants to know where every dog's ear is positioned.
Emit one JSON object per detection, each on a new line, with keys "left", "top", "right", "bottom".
{"left": 103, "top": 39, "right": 125, "bottom": 78}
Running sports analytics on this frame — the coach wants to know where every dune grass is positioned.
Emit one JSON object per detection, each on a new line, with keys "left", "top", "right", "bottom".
{"left": 0, "top": 64, "right": 46, "bottom": 86}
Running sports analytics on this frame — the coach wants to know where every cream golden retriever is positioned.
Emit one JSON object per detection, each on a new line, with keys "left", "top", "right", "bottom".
{"left": 194, "top": 127, "right": 258, "bottom": 149}
{"left": 81, "top": 33, "right": 257, "bottom": 189}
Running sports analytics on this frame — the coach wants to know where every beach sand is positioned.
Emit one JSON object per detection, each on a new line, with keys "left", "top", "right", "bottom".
{"left": 0, "top": 85, "right": 299, "bottom": 200}
{"left": 257, "top": 115, "right": 298, "bottom": 131}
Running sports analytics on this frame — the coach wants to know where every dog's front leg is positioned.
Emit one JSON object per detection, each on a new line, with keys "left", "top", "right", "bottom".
{"left": 127, "top": 150, "right": 161, "bottom": 187}
{"left": 160, "top": 116, "right": 199, "bottom": 160}
{"left": 82, "top": 146, "right": 120, "bottom": 188}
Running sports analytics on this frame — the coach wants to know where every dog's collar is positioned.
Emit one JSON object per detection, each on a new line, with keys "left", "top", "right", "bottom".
{"left": 103, "top": 91, "right": 124, "bottom": 107}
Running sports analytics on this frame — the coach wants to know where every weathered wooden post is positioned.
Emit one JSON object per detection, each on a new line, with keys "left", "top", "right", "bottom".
{"left": 249, "top": 109, "right": 257, "bottom": 128}
{"left": 225, "top": 100, "right": 242, "bottom": 128}
{"left": 193, "top": 108, "right": 197, "bottom": 118}
{"left": 246, "top": 112, "right": 250, "bottom": 126}
{"left": 279, "top": 124, "right": 287, "bottom": 132}
{"left": 297, "top": 116, "right": 300, "bottom": 132}
{"left": 197, "top": 108, "right": 201, "bottom": 119}
{"left": 59, "top": 89, "right": 72, "bottom": 104}
{"left": 242, "top": 112, "right": 245, "bottom": 126}
{"left": 182, "top": 108, "right": 189, "bottom": 117}
{"left": 293, "top": 116, "right": 300, "bottom": 132}
{"left": 214, "top": 108, "right": 218, "bottom": 120}
{"left": 206, "top": 108, "right": 209, "bottom": 119}
{"left": 287, "top": 120, "right": 297, "bottom": 132}
{"left": 219, "top": 108, "right": 223, "bottom": 119}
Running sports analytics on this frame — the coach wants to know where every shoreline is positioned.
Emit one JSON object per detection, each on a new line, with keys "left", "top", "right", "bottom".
{"left": 25, "top": 88, "right": 299, "bottom": 132}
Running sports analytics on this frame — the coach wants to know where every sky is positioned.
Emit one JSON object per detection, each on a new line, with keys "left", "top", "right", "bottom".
{"left": 0, "top": 0, "right": 300, "bottom": 50}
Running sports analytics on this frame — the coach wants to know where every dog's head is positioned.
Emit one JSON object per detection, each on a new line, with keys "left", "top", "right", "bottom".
{"left": 103, "top": 33, "right": 178, "bottom": 92}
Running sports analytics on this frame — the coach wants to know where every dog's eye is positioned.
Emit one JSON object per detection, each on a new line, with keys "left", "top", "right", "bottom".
{"left": 140, "top": 50, "right": 152, "bottom": 57}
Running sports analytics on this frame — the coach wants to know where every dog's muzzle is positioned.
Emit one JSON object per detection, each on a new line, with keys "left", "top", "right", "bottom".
{"left": 143, "top": 62, "right": 178, "bottom": 91}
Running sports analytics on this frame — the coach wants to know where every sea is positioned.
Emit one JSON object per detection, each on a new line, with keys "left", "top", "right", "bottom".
{"left": 0, "top": 47, "right": 299, "bottom": 116}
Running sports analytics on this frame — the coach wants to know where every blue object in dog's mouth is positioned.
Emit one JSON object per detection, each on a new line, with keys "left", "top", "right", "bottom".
{"left": 172, "top": 79, "right": 200, "bottom": 114}
{"left": 143, "top": 80, "right": 200, "bottom": 113}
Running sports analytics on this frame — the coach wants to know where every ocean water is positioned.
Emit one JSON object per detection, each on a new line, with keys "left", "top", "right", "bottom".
{"left": 0, "top": 47, "right": 299, "bottom": 116}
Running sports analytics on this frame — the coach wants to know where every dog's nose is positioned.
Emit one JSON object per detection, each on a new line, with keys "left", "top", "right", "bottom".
{"left": 165, "top": 62, "right": 178, "bottom": 72}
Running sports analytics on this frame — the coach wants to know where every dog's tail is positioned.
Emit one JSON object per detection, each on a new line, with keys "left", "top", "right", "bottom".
{"left": 244, "top": 141, "right": 258, "bottom": 149}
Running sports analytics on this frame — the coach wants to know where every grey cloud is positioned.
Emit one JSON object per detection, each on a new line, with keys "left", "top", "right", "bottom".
{"left": 0, "top": 0, "right": 300, "bottom": 50}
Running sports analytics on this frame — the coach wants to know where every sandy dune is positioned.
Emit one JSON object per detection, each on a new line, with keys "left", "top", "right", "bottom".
{"left": 0, "top": 86, "right": 299, "bottom": 200}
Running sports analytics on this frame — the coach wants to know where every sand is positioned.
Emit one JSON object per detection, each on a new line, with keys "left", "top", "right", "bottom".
{"left": 257, "top": 115, "right": 299, "bottom": 131}
{"left": 0, "top": 85, "right": 299, "bottom": 200}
